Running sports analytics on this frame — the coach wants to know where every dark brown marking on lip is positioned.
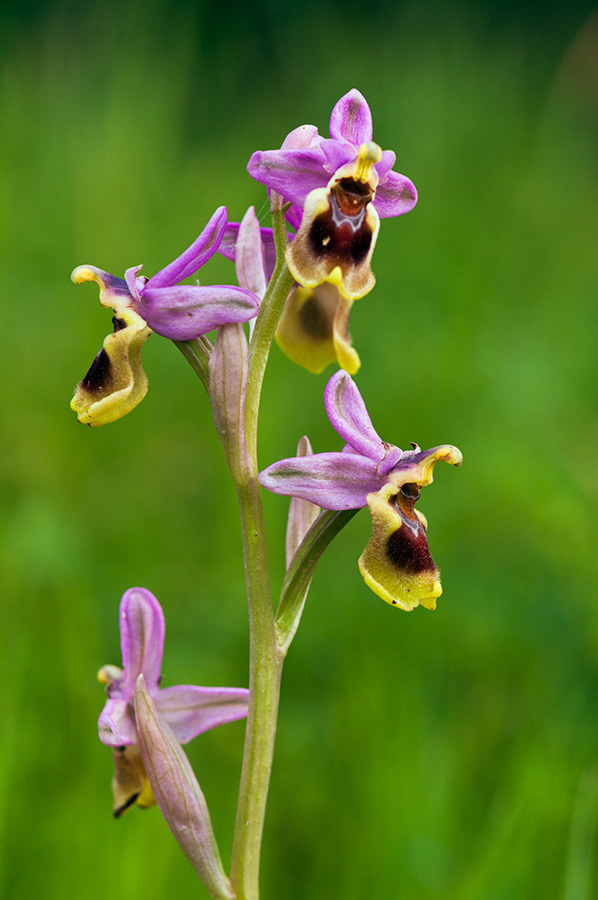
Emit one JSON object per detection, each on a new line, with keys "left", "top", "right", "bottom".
{"left": 113, "top": 790, "right": 140, "bottom": 819}
{"left": 112, "top": 315, "right": 127, "bottom": 332}
{"left": 308, "top": 190, "right": 374, "bottom": 267}
{"left": 386, "top": 524, "right": 435, "bottom": 574}
{"left": 333, "top": 177, "right": 373, "bottom": 216}
{"left": 299, "top": 293, "right": 333, "bottom": 340}
{"left": 385, "top": 485, "right": 436, "bottom": 574}
{"left": 81, "top": 347, "right": 112, "bottom": 395}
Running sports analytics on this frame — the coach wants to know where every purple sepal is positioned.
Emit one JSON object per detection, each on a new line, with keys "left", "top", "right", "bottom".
{"left": 97, "top": 587, "right": 164, "bottom": 748}
{"left": 247, "top": 147, "right": 329, "bottom": 208}
{"left": 329, "top": 88, "right": 373, "bottom": 145}
{"left": 259, "top": 451, "right": 382, "bottom": 510}
{"left": 119, "top": 587, "right": 164, "bottom": 697}
{"left": 137, "top": 284, "right": 260, "bottom": 340}
{"left": 156, "top": 685, "right": 250, "bottom": 744}
{"left": 324, "top": 370, "right": 387, "bottom": 461}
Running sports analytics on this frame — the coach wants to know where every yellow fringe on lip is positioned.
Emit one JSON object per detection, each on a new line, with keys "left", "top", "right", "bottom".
{"left": 358, "top": 481, "right": 441, "bottom": 612}
{"left": 71, "top": 307, "right": 151, "bottom": 426}
{"left": 357, "top": 446, "right": 462, "bottom": 610}
{"left": 71, "top": 266, "right": 152, "bottom": 426}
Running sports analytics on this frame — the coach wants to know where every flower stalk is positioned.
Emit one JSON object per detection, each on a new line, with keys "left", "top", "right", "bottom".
{"left": 228, "top": 193, "right": 296, "bottom": 900}
{"left": 230, "top": 475, "right": 283, "bottom": 900}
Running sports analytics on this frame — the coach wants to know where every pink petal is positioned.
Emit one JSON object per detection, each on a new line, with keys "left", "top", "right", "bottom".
{"left": 259, "top": 451, "right": 382, "bottom": 510}
{"left": 120, "top": 588, "right": 165, "bottom": 698}
{"left": 374, "top": 170, "right": 418, "bottom": 218}
{"left": 324, "top": 371, "right": 387, "bottom": 460}
{"left": 329, "top": 89, "right": 373, "bottom": 145}
{"left": 157, "top": 685, "right": 249, "bottom": 744}
{"left": 98, "top": 697, "right": 137, "bottom": 747}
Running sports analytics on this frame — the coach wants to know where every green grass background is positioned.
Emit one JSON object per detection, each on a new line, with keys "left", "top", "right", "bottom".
{"left": 1, "top": 0, "right": 598, "bottom": 896}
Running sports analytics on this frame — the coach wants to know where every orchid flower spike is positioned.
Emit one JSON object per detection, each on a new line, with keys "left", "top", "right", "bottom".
{"left": 71, "top": 207, "right": 261, "bottom": 425}
{"left": 248, "top": 89, "right": 417, "bottom": 302}
{"left": 97, "top": 587, "right": 249, "bottom": 817}
{"left": 259, "top": 371, "right": 462, "bottom": 611}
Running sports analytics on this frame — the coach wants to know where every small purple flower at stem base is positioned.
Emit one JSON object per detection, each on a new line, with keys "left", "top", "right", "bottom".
{"left": 71, "top": 207, "right": 261, "bottom": 425}
{"left": 98, "top": 587, "right": 249, "bottom": 817}
{"left": 247, "top": 89, "right": 417, "bottom": 301}
{"left": 259, "top": 371, "right": 462, "bottom": 611}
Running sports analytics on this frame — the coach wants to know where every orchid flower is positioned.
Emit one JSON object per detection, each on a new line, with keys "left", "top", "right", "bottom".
{"left": 259, "top": 371, "right": 462, "bottom": 611}
{"left": 247, "top": 89, "right": 417, "bottom": 301}
{"left": 97, "top": 587, "right": 249, "bottom": 817}
{"left": 71, "top": 206, "right": 261, "bottom": 425}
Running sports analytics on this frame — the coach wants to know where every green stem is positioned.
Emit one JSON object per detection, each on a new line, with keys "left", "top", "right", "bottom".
{"left": 230, "top": 476, "right": 283, "bottom": 900}
{"left": 229, "top": 196, "right": 294, "bottom": 899}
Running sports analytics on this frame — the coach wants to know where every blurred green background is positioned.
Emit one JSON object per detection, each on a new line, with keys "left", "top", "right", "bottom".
{"left": 1, "top": 0, "right": 598, "bottom": 897}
